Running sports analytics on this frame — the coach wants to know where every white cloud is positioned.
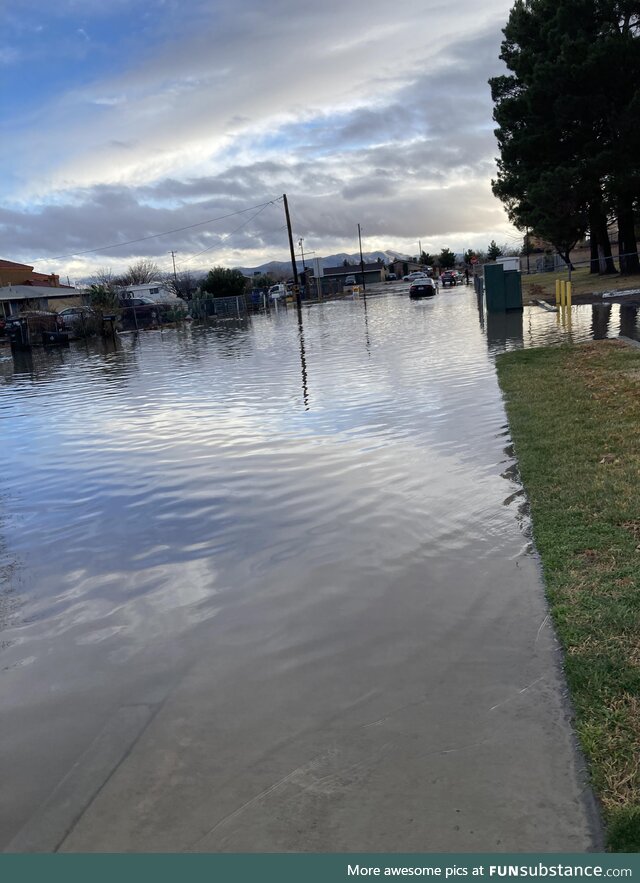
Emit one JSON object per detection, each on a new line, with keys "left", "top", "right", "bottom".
{"left": 2, "top": 0, "right": 518, "bottom": 276}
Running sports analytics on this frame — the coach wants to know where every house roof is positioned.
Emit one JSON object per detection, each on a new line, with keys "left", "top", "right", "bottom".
{"left": 0, "top": 259, "right": 34, "bottom": 271}
{"left": 323, "top": 262, "right": 385, "bottom": 276}
{"left": 121, "top": 281, "right": 171, "bottom": 291}
{"left": 0, "top": 285, "right": 80, "bottom": 301}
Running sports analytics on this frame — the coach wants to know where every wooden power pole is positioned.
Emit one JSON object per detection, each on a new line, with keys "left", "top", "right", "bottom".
{"left": 283, "top": 194, "right": 301, "bottom": 310}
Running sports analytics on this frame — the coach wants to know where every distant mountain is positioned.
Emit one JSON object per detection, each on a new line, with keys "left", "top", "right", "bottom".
{"left": 236, "top": 249, "right": 414, "bottom": 277}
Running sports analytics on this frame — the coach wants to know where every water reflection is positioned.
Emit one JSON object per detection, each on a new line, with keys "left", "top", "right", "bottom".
{"left": 591, "top": 304, "right": 612, "bottom": 339}
{"left": 485, "top": 310, "right": 524, "bottom": 353}
{"left": 476, "top": 289, "right": 485, "bottom": 332}
{"left": 296, "top": 307, "right": 310, "bottom": 410}
{"left": 619, "top": 304, "right": 639, "bottom": 340}
{"left": 0, "top": 521, "right": 20, "bottom": 654}
{"left": 0, "top": 292, "right": 634, "bottom": 850}
{"left": 362, "top": 296, "right": 372, "bottom": 356}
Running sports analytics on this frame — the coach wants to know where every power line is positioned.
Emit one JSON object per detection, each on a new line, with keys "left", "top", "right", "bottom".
{"left": 170, "top": 201, "right": 277, "bottom": 272}
{"left": 29, "top": 197, "right": 282, "bottom": 263}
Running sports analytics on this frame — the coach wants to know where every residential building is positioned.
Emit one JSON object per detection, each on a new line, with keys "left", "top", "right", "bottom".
{"left": 321, "top": 261, "right": 388, "bottom": 289}
{"left": 388, "top": 259, "right": 424, "bottom": 278}
{"left": 0, "top": 285, "right": 82, "bottom": 318}
{"left": 0, "top": 259, "right": 66, "bottom": 289}
{"left": 0, "top": 258, "right": 80, "bottom": 317}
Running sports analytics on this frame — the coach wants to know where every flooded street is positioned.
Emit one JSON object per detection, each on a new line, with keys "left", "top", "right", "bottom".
{"left": 0, "top": 289, "right": 622, "bottom": 852}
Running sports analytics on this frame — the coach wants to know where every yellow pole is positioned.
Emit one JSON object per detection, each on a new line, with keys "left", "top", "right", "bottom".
{"left": 555, "top": 279, "right": 561, "bottom": 306}
{"left": 566, "top": 280, "right": 572, "bottom": 308}
{"left": 560, "top": 280, "right": 567, "bottom": 307}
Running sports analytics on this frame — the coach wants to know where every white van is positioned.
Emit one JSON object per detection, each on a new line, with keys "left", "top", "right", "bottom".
{"left": 269, "top": 283, "right": 287, "bottom": 300}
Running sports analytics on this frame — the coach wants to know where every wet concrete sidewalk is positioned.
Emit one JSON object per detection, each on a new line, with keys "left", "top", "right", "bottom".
{"left": 1, "top": 296, "right": 603, "bottom": 852}
{"left": 8, "top": 535, "right": 601, "bottom": 852}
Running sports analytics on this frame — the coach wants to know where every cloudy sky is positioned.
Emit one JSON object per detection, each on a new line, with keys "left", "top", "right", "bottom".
{"left": 3, "top": 0, "right": 521, "bottom": 281}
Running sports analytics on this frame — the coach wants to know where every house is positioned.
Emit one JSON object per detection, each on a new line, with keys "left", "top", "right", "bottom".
{"left": 0, "top": 258, "right": 81, "bottom": 317}
{"left": 0, "top": 259, "right": 67, "bottom": 289}
{"left": 388, "top": 259, "right": 424, "bottom": 278}
{"left": 0, "top": 285, "right": 82, "bottom": 318}
{"left": 321, "top": 261, "right": 388, "bottom": 289}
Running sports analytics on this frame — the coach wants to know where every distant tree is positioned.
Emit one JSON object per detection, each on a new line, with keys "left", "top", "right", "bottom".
{"left": 420, "top": 251, "right": 434, "bottom": 265}
{"left": 497, "top": 243, "right": 522, "bottom": 257}
{"left": 118, "top": 259, "right": 161, "bottom": 286}
{"left": 342, "top": 259, "right": 350, "bottom": 266}
{"left": 201, "top": 266, "right": 248, "bottom": 298}
{"left": 438, "top": 247, "right": 456, "bottom": 269}
{"left": 251, "top": 274, "right": 275, "bottom": 289}
{"left": 90, "top": 267, "right": 119, "bottom": 292}
{"left": 463, "top": 249, "right": 477, "bottom": 265}
{"left": 487, "top": 240, "right": 503, "bottom": 261}
{"left": 165, "top": 270, "right": 199, "bottom": 300}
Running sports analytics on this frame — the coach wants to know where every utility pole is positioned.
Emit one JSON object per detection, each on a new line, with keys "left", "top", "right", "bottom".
{"left": 170, "top": 251, "right": 178, "bottom": 284}
{"left": 418, "top": 240, "right": 422, "bottom": 263}
{"left": 525, "top": 228, "right": 530, "bottom": 274}
{"left": 283, "top": 194, "right": 301, "bottom": 309}
{"left": 358, "top": 223, "right": 367, "bottom": 294}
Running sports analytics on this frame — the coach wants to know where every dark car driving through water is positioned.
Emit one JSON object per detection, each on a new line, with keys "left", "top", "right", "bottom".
{"left": 409, "top": 279, "right": 436, "bottom": 299}
{"left": 440, "top": 271, "right": 458, "bottom": 287}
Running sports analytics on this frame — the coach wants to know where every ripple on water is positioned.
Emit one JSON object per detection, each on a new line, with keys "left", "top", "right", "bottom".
{"left": 0, "top": 293, "right": 624, "bottom": 845}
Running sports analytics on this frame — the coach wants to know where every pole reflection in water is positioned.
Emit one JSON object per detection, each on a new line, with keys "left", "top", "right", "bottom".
{"left": 476, "top": 289, "right": 485, "bottom": 332}
{"left": 362, "top": 294, "right": 371, "bottom": 356}
{"left": 296, "top": 304, "right": 310, "bottom": 410}
{"left": 619, "top": 304, "right": 639, "bottom": 340}
{"left": 591, "top": 304, "right": 612, "bottom": 339}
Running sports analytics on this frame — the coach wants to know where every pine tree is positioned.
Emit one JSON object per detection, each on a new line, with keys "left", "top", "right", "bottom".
{"left": 490, "top": 0, "right": 640, "bottom": 274}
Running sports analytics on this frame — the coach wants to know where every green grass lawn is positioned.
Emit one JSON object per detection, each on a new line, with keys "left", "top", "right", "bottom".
{"left": 496, "top": 341, "right": 640, "bottom": 852}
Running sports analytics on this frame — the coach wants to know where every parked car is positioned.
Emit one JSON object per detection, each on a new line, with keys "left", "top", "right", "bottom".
{"left": 440, "top": 271, "right": 457, "bottom": 286}
{"left": 409, "top": 279, "right": 436, "bottom": 299}
{"left": 344, "top": 275, "right": 357, "bottom": 285}
{"left": 387, "top": 273, "right": 397, "bottom": 281}
{"left": 57, "top": 306, "right": 96, "bottom": 328}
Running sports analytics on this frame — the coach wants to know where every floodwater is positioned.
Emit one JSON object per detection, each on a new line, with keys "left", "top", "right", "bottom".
{"left": 0, "top": 290, "right": 626, "bottom": 852}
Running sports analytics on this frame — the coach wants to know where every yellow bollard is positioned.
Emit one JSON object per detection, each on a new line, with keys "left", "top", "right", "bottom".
{"left": 555, "top": 279, "right": 561, "bottom": 306}
{"left": 566, "top": 280, "right": 572, "bottom": 308}
{"left": 561, "top": 280, "right": 567, "bottom": 307}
